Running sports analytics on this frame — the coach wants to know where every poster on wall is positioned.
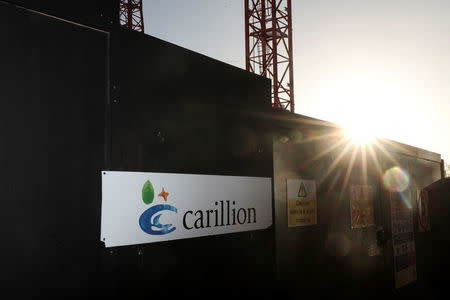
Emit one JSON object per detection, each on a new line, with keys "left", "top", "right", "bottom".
{"left": 286, "top": 179, "right": 317, "bottom": 227}
{"left": 417, "top": 188, "right": 431, "bottom": 232}
{"left": 350, "top": 185, "right": 375, "bottom": 228}
{"left": 390, "top": 191, "right": 417, "bottom": 289}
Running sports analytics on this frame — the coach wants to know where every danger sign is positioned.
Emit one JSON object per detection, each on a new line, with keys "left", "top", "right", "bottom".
{"left": 287, "top": 179, "right": 317, "bottom": 227}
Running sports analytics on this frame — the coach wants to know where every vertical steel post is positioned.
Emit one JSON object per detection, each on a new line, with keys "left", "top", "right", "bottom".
{"left": 271, "top": 2, "right": 279, "bottom": 108}
{"left": 286, "top": 0, "right": 294, "bottom": 112}
{"left": 245, "top": 0, "right": 250, "bottom": 71}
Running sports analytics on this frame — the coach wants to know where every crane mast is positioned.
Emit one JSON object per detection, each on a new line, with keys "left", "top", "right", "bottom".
{"left": 245, "top": 0, "right": 294, "bottom": 112}
{"left": 119, "top": 1, "right": 295, "bottom": 111}
{"left": 119, "top": 0, "right": 144, "bottom": 32}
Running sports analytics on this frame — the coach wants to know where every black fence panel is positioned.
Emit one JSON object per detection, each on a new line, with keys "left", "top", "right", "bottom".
{"left": 106, "top": 28, "right": 275, "bottom": 295}
{"left": 0, "top": 3, "right": 108, "bottom": 297}
{"left": 2, "top": 0, "right": 119, "bottom": 31}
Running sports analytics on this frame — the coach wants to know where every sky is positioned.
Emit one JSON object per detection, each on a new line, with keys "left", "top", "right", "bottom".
{"left": 143, "top": 0, "right": 450, "bottom": 163}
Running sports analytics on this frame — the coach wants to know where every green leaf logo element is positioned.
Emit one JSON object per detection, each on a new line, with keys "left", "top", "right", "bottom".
{"left": 142, "top": 180, "right": 154, "bottom": 204}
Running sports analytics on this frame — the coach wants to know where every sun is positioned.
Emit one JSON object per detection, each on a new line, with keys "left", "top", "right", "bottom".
{"left": 341, "top": 115, "right": 377, "bottom": 146}
{"left": 307, "top": 66, "right": 406, "bottom": 147}
{"left": 344, "top": 124, "right": 376, "bottom": 145}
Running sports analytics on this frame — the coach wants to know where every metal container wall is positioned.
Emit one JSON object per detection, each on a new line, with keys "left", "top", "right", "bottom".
{"left": 271, "top": 115, "right": 442, "bottom": 297}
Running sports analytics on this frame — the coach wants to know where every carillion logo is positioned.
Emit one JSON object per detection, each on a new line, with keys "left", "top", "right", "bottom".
{"left": 139, "top": 180, "right": 178, "bottom": 235}
{"left": 138, "top": 179, "right": 258, "bottom": 236}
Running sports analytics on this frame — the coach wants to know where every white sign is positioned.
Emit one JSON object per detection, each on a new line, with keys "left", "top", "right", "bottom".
{"left": 101, "top": 171, "right": 272, "bottom": 247}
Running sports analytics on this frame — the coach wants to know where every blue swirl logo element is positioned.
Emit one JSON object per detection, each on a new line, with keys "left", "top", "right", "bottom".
{"left": 139, "top": 204, "right": 178, "bottom": 235}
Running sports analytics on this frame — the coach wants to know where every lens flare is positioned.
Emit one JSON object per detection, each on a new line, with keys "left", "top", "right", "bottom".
{"left": 344, "top": 126, "right": 376, "bottom": 145}
{"left": 305, "top": 129, "right": 316, "bottom": 140}
{"left": 382, "top": 166, "right": 410, "bottom": 192}
{"left": 326, "top": 233, "right": 351, "bottom": 257}
{"left": 279, "top": 136, "right": 289, "bottom": 143}
{"left": 399, "top": 191, "right": 412, "bottom": 209}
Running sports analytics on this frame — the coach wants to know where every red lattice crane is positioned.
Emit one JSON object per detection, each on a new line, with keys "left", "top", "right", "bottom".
{"left": 120, "top": 0, "right": 144, "bottom": 32}
{"left": 245, "top": 0, "right": 294, "bottom": 112}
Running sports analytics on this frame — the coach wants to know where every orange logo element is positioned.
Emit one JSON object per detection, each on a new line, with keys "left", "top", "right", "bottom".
{"left": 158, "top": 187, "right": 169, "bottom": 201}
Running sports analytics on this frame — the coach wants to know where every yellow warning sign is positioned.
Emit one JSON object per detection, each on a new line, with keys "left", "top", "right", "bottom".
{"left": 298, "top": 182, "right": 307, "bottom": 197}
{"left": 287, "top": 179, "right": 317, "bottom": 227}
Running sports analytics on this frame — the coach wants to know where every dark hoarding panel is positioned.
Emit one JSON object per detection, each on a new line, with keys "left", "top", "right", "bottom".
{"left": 420, "top": 178, "right": 450, "bottom": 296}
{"left": 108, "top": 29, "right": 274, "bottom": 294}
{"left": 3, "top": 0, "right": 119, "bottom": 31}
{"left": 112, "top": 28, "right": 272, "bottom": 176}
{"left": 0, "top": 3, "right": 108, "bottom": 297}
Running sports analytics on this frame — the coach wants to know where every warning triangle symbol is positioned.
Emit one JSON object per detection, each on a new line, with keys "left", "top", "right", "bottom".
{"left": 298, "top": 182, "right": 307, "bottom": 198}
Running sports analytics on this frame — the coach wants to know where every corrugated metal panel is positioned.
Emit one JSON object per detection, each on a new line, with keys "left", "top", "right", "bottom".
{"left": 270, "top": 113, "right": 442, "bottom": 296}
